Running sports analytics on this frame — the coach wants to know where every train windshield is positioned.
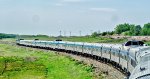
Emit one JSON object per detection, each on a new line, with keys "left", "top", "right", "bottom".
{"left": 125, "top": 41, "right": 144, "bottom": 46}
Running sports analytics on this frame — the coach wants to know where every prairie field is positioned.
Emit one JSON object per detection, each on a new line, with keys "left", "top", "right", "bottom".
{"left": 0, "top": 43, "right": 94, "bottom": 79}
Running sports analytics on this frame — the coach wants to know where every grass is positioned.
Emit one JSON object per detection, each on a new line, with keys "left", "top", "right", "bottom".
{"left": 21, "top": 36, "right": 127, "bottom": 44}
{"left": 0, "top": 44, "right": 95, "bottom": 79}
{"left": 145, "top": 41, "right": 150, "bottom": 46}
{"left": 20, "top": 35, "right": 150, "bottom": 45}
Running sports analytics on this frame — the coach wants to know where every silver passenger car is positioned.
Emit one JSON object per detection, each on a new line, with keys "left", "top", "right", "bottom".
{"left": 16, "top": 40, "right": 150, "bottom": 79}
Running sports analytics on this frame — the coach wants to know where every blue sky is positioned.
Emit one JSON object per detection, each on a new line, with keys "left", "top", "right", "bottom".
{"left": 0, "top": 0, "right": 150, "bottom": 36}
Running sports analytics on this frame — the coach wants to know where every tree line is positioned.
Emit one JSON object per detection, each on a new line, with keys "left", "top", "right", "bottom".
{"left": 92, "top": 23, "right": 150, "bottom": 37}
{"left": 0, "top": 33, "right": 17, "bottom": 39}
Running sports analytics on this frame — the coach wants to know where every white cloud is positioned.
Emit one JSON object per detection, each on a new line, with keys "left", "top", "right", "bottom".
{"left": 90, "top": 8, "right": 117, "bottom": 12}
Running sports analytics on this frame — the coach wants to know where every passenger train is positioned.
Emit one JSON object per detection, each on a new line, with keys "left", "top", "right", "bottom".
{"left": 16, "top": 39, "right": 150, "bottom": 79}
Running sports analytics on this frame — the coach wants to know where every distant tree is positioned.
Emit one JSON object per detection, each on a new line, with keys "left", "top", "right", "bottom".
{"left": 91, "top": 32, "right": 99, "bottom": 37}
{"left": 134, "top": 25, "right": 142, "bottom": 36}
{"left": 129, "top": 24, "right": 136, "bottom": 36}
{"left": 101, "top": 32, "right": 107, "bottom": 36}
{"left": 115, "top": 23, "right": 142, "bottom": 36}
{"left": 0, "top": 33, "right": 16, "bottom": 38}
{"left": 106, "top": 31, "right": 114, "bottom": 35}
{"left": 122, "top": 31, "right": 130, "bottom": 36}
{"left": 141, "top": 23, "right": 150, "bottom": 35}
{"left": 36, "top": 34, "right": 49, "bottom": 37}
{"left": 115, "top": 23, "right": 130, "bottom": 34}
{"left": 93, "top": 23, "right": 150, "bottom": 36}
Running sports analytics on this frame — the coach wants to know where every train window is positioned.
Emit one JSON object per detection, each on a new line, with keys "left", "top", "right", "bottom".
{"left": 131, "top": 59, "right": 136, "bottom": 67}
{"left": 125, "top": 41, "right": 131, "bottom": 46}
{"left": 34, "top": 39, "right": 39, "bottom": 40}
{"left": 139, "top": 41, "right": 144, "bottom": 46}
{"left": 112, "top": 52, "right": 115, "bottom": 55}
{"left": 55, "top": 39, "right": 62, "bottom": 41}
{"left": 115, "top": 52, "right": 119, "bottom": 56}
{"left": 119, "top": 53, "right": 123, "bottom": 58}
{"left": 104, "top": 50, "right": 107, "bottom": 53}
{"left": 132, "top": 42, "right": 138, "bottom": 45}
{"left": 94, "top": 49, "right": 97, "bottom": 52}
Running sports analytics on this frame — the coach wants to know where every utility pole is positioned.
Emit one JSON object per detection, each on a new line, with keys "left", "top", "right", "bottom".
{"left": 64, "top": 31, "right": 66, "bottom": 37}
{"left": 79, "top": 31, "right": 81, "bottom": 36}
{"left": 59, "top": 30, "right": 62, "bottom": 36}
{"left": 70, "top": 31, "right": 72, "bottom": 37}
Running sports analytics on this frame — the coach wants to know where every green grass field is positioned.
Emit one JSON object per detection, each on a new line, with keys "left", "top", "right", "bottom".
{"left": 1, "top": 36, "right": 149, "bottom": 79}
{"left": 145, "top": 41, "right": 150, "bottom": 45}
{"left": 21, "top": 36, "right": 128, "bottom": 44}
{"left": 0, "top": 44, "right": 95, "bottom": 79}
{"left": 20, "top": 35, "right": 150, "bottom": 45}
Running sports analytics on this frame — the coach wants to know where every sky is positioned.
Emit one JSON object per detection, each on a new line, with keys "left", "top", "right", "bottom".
{"left": 0, "top": 0, "right": 150, "bottom": 36}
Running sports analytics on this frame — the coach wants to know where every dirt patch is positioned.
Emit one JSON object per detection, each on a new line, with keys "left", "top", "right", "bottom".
{"left": 24, "top": 56, "right": 38, "bottom": 62}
